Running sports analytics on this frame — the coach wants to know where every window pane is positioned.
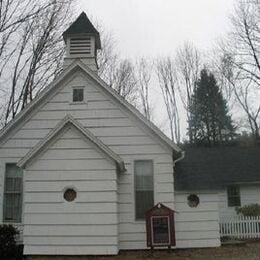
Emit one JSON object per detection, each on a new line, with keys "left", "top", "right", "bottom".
{"left": 14, "top": 178, "right": 22, "bottom": 192}
{"left": 4, "top": 194, "right": 21, "bottom": 222}
{"left": 135, "top": 160, "right": 153, "bottom": 176}
{"left": 227, "top": 186, "right": 241, "bottom": 207}
{"left": 136, "top": 191, "right": 154, "bottom": 219}
{"left": 6, "top": 164, "right": 22, "bottom": 178}
{"left": 135, "top": 175, "right": 153, "bottom": 190}
{"left": 73, "top": 88, "right": 84, "bottom": 102}
{"left": 4, "top": 164, "right": 23, "bottom": 222}
{"left": 135, "top": 160, "right": 154, "bottom": 219}
{"left": 5, "top": 178, "right": 14, "bottom": 191}
{"left": 152, "top": 217, "right": 170, "bottom": 244}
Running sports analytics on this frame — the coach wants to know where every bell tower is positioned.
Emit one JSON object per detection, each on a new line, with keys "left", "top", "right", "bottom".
{"left": 63, "top": 12, "right": 101, "bottom": 72}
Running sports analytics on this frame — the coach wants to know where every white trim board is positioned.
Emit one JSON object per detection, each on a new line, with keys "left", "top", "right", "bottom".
{"left": 17, "top": 114, "right": 125, "bottom": 172}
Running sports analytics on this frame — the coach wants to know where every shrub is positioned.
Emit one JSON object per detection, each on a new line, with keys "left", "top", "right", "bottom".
{"left": 236, "top": 203, "right": 260, "bottom": 216}
{"left": 0, "top": 224, "right": 22, "bottom": 260}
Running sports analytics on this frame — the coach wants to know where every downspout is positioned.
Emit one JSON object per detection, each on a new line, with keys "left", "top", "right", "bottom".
{"left": 172, "top": 150, "right": 185, "bottom": 213}
{"left": 173, "top": 150, "right": 185, "bottom": 166}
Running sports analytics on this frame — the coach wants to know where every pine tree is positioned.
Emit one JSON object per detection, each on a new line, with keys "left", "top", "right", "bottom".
{"left": 189, "top": 68, "right": 235, "bottom": 145}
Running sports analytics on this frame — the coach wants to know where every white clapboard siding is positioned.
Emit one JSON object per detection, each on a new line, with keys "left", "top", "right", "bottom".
{"left": 2, "top": 139, "right": 41, "bottom": 148}
{"left": 25, "top": 170, "right": 116, "bottom": 181}
{"left": 24, "top": 202, "right": 117, "bottom": 214}
{"left": 0, "top": 148, "right": 31, "bottom": 158}
{"left": 25, "top": 180, "right": 117, "bottom": 192}
{"left": 28, "top": 159, "right": 115, "bottom": 171}
{"left": 24, "top": 245, "right": 118, "bottom": 255}
{"left": 175, "top": 192, "right": 220, "bottom": 248}
{"left": 41, "top": 100, "right": 118, "bottom": 110}
{"left": 22, "top": 126, "right": 119, "bottom": 254}
{"left": 118, "top": 152, "right": 174, "bottom": 250}
{"left": 24, "top": 236, "right": 118, "bottom": 245}
{"left": 32, "top": 109, "right": 125, "bottom": 120}
{"left": 0, "top": 69, "right": 176, "bottom": 254}
{"left": 22, "top": 118, "right": 133, "bottom": 129}
{"left": 38, "top": 148, "right": 104, "bottom": 160}
{"left": 24, "top": 213, "right": 117, "bottom": 225}
{"left": 24, "top": 191, "right": 117, "bottom": 203}
{"left": 23, "top": 225, "right": 118, "bottom": 236}
{"left": 219, "top": 184, "right": 260, "bottom": 219}
{"left": 99, "top": 136, "right": 156, "bottom": 145}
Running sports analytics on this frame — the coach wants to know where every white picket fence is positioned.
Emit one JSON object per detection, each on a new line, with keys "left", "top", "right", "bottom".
{"left": 220, "top": 216, "right": 260, "bottom": 239}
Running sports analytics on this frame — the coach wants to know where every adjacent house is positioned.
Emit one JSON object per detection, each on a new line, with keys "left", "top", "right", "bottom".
{"left": 175, "top": 146, "right": 260, "bottom": 220}
{"left": 0, "top": 12, "right": 221, "bottom": 257}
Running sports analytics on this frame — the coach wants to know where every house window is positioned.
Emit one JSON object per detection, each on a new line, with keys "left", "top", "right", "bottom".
{"left": 73, "top": 88, "right": 84, "bottom": 102}
{"left": 3, "top": 164, "right": 23, "bottom": 223}
{"left": 134, "top": 160, "right": 154, "bottom": 220}
{"left": 227, "top": 186, "right": 241, "bottom": 207}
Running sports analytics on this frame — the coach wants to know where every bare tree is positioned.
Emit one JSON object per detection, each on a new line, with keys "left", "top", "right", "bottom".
{"left": 156, "top": 57, "right": 180, "bottom": 143}
{"left": 175, "top": 42, "right": 201, "bottom": 143}
{"left": 96, "top": 26, "right": 139, "bottom": 106}
{"left": 136, "top": 58, "right": 153, "bottom": 120}
{"left": 216, "top": 0, "right": 260, "bottom": 141}
{"left": 0, "top": 0, "right": 75, "bottom": 124}
{"left": 110, "top": 59, "right": 138, "bottom": 105}
{"left": 217, "top": 52, "right": 260, "bottom": 140}
{"left": 96, "top": 27, "right": 118, "bottom": 84}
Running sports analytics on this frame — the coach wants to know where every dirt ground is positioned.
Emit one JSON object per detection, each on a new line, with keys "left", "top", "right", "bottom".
{"left": 27, "top": 241, "right": 260, "bottom": 260}
{"left": 115, "top": 242, "right": 260, "bottom": 260}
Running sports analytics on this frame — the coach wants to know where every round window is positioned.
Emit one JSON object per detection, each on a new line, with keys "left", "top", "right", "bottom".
{"left": 64, "top": 188, "right": 77, "bottom": 202}
{"left": 187, "top": 194, "right": 200, "bottom": 208}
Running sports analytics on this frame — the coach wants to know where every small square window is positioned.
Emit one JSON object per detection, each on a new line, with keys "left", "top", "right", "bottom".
{"left": 227, "top": 186, "right": 241, "bottom": 207}
{"left": 73, "top": 88, "right": 84, "bottom": 102}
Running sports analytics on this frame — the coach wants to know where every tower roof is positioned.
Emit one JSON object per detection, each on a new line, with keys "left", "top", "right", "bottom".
{"left": 63, "top": 12, "right": 101, "bottom": 49}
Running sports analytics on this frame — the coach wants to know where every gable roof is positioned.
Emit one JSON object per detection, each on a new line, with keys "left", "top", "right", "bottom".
{"left": 175, "top": 146, "right": 260, "bottom": 191}
{"left": 63, "top": 12, "right": 101, "bottom": 49}
{"left": 17, "top": 114, "right": 125, "bottom": 172}
{"left": 0, "top": 60, "right": 181, "bottom": 157}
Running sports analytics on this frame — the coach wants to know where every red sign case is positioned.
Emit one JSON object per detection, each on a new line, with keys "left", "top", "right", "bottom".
{"left": 145, "top": 203, "right": 176, "bottom": 249}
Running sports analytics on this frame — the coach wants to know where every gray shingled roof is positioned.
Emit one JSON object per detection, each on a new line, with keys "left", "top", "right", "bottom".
{"left": 175, "top": 146, "right": 260, "bottom": 191}
{"left": 63, "top": 12, "right": 101, "bottom": 49}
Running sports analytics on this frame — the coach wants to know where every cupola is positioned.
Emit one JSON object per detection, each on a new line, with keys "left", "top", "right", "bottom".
{"left": 63, "top": 12, "right": 101, "bottom": 71}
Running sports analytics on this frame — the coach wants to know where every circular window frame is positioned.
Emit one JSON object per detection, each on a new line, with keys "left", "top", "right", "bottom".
{"left": 63, "top": 188, "right": 77, "bottom": 202}
{"left": 187, "top": 194, "right": 200, "bottom": 208}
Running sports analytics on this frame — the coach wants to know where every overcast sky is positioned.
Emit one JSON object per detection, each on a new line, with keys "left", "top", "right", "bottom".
{"left": 79, "top": 0, "right": 235, "bottom": 58}
{"left": 77, "top": 0, "right": 236, "bottom": 140}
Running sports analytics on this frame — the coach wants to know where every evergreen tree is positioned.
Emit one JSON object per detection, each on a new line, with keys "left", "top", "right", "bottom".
{"left": 189, "top": 68, "right": 235, "bottom": 145}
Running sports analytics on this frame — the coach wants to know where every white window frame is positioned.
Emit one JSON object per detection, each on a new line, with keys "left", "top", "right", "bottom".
{"left": 71, "top": 86, "right": 86, "bottom": 104}
{"left": 227, "top": 185, "right": 241, "bottom": 207}
{"left": 134, "top": 160, "right": 154, "bottom": 220}
{"left": 3, "top": 163, "right": 23, "bottom": 223}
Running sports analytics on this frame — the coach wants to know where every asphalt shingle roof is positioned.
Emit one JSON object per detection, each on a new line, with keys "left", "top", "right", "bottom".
{"left": 175, "top": 146, "right": 260, "bottom": 191}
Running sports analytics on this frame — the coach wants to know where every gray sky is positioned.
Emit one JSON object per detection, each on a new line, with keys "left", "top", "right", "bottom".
{"left": 78, "top": 0, "right": 236, "bottom": 140}
{"left": 79, "top": 0, "right": 235, "bottom": 58}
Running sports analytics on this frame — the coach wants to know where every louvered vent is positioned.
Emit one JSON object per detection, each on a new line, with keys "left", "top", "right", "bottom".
{"left": 70, "top": 37, "right": 92, "bottom": 55}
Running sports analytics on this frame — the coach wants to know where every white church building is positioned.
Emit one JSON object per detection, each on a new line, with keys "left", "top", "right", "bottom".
{"left": 0, "top": 13, "right": 220, "bottom": 257}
